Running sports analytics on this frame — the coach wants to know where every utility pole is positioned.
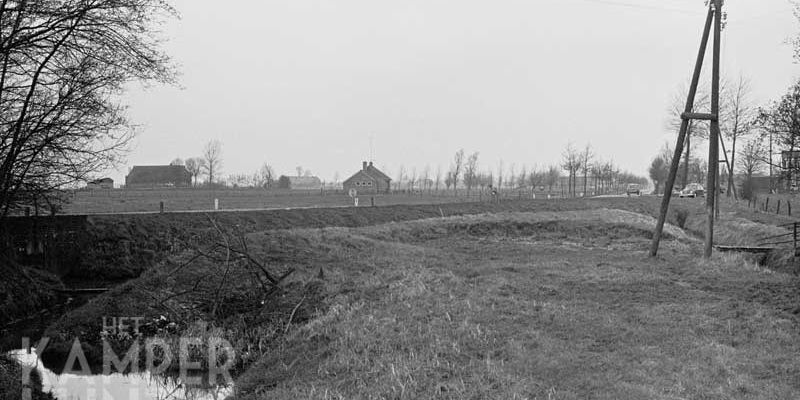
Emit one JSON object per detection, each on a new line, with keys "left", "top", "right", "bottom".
{"left": 705, "top": 0, "right": 722, "bottom": 258}
{"left": 651, "top": 1, "right": 723, "bottom": 258}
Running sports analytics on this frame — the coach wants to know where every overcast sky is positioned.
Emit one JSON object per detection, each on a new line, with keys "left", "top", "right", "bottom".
{"left": 115, "top": 0, "right": 799, "bottom": 183}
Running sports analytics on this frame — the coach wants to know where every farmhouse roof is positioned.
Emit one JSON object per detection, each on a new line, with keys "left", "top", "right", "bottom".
{"left": 89, "top": 177, "right": 113, "bottom": 184}
{"left": 126, "top": 165, "right": 191, "bottom": 185}
{"left": 365, "top": 162, "right": 390, "bottom": 181}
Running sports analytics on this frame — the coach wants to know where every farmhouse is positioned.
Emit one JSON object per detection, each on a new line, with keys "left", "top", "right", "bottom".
{"left": 86, "top": 177, "right": 114, "bottom": 190}
{"left": 125, "top": 165, "right": 192, "bottom": 188}
{"left": 343, "top": 161, "right": 391, "bottom": 194}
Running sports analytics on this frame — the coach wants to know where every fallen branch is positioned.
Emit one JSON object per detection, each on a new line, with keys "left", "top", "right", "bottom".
{"left": 284, "top": 295, "right": 307, "bottom": 334}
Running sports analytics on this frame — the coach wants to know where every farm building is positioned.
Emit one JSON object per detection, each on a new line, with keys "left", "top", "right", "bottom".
{"left": 86, "top": 177, "right": 114, "bottom": 190}
{"left": 343, "top": 161, "right": 392, "bottom": 194}
{"left": 125, "top": 165, "right": 192, "bottom": 188}
{"left": 278, "top": 175, "right": 323, "bottom": 190}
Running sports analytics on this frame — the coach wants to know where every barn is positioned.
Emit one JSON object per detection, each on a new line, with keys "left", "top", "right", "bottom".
{"left": 343, "top": 161, "right": 392, "bottom": 194}
{"left": 125, "top": 165, "right": 192, "bottom": 188}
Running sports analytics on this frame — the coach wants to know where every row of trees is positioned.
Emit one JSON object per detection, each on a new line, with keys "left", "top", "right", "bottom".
{"left": 388, "top": 146, "right": 647, "bottom": 197}
{"left": 660, "top": 76, "right": 760, "bottom": 195}
{"left": 171, "top": 140, "right": 280, "bottom": 189}
{"left": 651, "top": 73, "right": 800, "bottom": 197}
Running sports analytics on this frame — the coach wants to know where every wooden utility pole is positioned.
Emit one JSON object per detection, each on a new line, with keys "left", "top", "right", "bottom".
{"left": 650, "top": 5, "right": 715, "bottom": 257}
{"left": 705, "top": 0, "right": 722, "bottom": 258}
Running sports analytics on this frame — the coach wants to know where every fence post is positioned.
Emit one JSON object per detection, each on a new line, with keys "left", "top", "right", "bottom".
{"left": 777, "top": 200, "right": 782, "bottom": 215}
{"left": 794, "top": 223, "right": 797, "bottom": 256}
{"left": 789, "top": 201, "right": 792, "bottom": 216}
{"left": 765, "top": 197, "right": 770, "bottom": 212}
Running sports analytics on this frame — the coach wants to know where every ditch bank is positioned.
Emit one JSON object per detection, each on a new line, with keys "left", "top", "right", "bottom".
{"left": 1, "top": 197, "right": 696, "bottom": 328}
{"left": 3, "top": 198, "right": 695, "bottom": 282}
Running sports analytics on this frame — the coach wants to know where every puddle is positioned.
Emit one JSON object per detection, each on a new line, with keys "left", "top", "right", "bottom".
{"left": 7, "top": 349, "right": 233, "bottom": 400}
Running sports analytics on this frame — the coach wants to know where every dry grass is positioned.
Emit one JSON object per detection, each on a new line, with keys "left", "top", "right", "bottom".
{"left": 232, "top": 211, "right": 800, "bottom": 399}
{"left": 35, "top": 199, "right": 800, "bottom": 399}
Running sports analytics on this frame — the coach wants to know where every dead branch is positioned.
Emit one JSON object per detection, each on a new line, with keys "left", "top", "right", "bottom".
{"left": 284, "top": 295, "right": 307, "bottom": 334}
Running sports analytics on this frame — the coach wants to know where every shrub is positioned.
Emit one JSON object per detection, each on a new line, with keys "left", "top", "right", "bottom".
{"left": 741, "top": 176, "right": 755, "bottom": 201}
{"left": 674, "top": 209, "right": 689, "bottom": 229}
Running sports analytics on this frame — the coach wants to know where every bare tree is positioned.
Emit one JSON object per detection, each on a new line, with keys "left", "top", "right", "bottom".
{"left": 518, "top": 165, "right": 528, "bottom": 189}
{"left": 421, "top": 165, "right": 431, "bottom": 194}
{"left": 496, "top": 159, "right": 504, "bottom": 192}
{"left": 463, "top": 152, "right": 479, "bottom": 194}
{"left": 450, "top": 149, "right": 465, "bottom": 195}
{"left": 721, "top": 75, "right": 755, "bottom": 196}
{"left": 561, "top": 143, "right": 581, "bottom": 197}
{"left": 171, "top": 158, "right": 185, "bottom": 166}
{"left": 738, "top": 138, "right": 766, "bottom": 179}
{"left": 444, "top": 172, "right": 454, "bottom": 191}
{"left": 434, "top": 165, "right": 442, "bottom": 193}
{"left": 257, "top": 163, "right": 275, "bottom": 188}
{"left": 184, "top": 157, "right": 205, "bottom": 187}
{"left": 408, "top": 167, "right": 417, "bottom": 192}
{"left": 0, "top": 1, "right": 177, "bottom": 217}
{"left": 508, "top": 163, "right": 516, "bottom": 190}
{"left": 581, "top": 144, "right": 594, "bottom": 196}
{"left": 527, "top": 166, "right": 545, "bottom": 191}
{"left": 295, "top": 166, "right": 303, "bottom": 177}
{"left": 546, "top": 165, "right": 561, "bottom": 193}
{"left": 202, "top": 140, "right": 223, "bottom": 185}
{"left": 395, "top": 165, "right": 405, "bottom": 191}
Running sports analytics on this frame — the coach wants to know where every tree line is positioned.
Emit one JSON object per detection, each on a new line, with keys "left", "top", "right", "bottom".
{"left": 649, "top": 74, "right": 800, "bottom": 199}
{"left": 388, "top": 146, "right": 647, "bottom": 197}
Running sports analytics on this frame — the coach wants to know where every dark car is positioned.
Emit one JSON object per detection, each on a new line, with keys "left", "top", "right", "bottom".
{"left": 679, "top": 183, "right": 705, "bottom": 198}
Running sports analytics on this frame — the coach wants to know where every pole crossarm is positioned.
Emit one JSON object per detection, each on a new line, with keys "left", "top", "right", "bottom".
{"left": 681, "top": 112, "right": 717, "bottom": 121}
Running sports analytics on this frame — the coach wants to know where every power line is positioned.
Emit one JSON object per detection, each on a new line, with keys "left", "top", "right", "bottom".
{"left": 563, "top": 0, "right": 700, "bottom": 15}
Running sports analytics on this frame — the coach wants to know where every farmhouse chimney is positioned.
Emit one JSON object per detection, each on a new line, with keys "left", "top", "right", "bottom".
{"left": 369, "top": 161, "right": 373, "bottom": 167}
{"left": 363, "top": 161, "right": 368, "bottom": 171}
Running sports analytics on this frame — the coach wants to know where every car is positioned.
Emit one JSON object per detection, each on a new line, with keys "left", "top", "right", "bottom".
{"left": 679, "top": 183, "right": 705, "bottom": 198}
{"left": 625, "top": 184, "right": 641, "bottom": 196}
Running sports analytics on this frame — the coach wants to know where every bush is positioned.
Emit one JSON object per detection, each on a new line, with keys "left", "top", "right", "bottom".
{"left": 741, "top": 176, "right": 755, "bottom": 201}
{"left": 674, "top": 209, "right": 689, "bottom": 229}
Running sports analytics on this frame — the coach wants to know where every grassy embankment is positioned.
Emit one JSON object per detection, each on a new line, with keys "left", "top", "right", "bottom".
{"left": 68, "top": 197, "right": 682, "bottom": 282}
{"left": 36, "top": 196, "right": 800, "bottom": 398}
{"left": 41, "top": 199, "right": 679, "bottom": 365}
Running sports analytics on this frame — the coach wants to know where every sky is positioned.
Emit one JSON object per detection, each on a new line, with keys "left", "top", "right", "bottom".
{"left": 113, "top": 0, "right": 800, "bottom": 184}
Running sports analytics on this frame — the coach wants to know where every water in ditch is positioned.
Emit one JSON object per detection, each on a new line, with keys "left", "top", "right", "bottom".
{"left": 7, "top": 348, "right": 233, "bottom": 400}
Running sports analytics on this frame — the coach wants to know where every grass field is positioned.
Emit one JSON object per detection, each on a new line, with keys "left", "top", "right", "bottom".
{"left": 32, "top": 196, "right": 800, "bottom": 399}
{"left": 60, "top": 188, "right": 574, "bottom": 214}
